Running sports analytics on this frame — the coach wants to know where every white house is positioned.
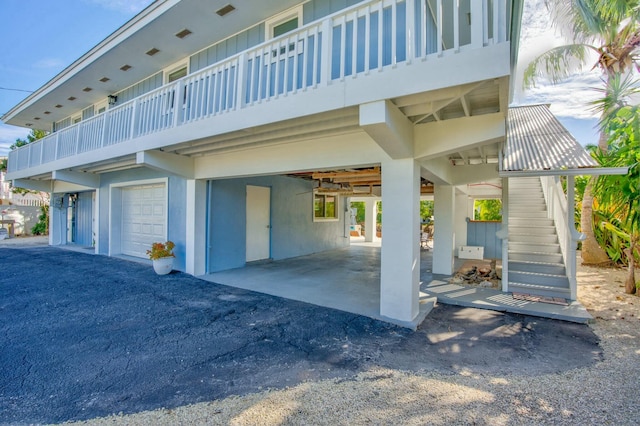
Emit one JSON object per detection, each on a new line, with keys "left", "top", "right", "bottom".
{"left": 3, "top": 0, "right": 616, "bottom": 327}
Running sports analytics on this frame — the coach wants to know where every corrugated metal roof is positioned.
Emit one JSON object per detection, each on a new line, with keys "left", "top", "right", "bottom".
{"left": 503, "top": 104, "right": 597, "bottom": 172}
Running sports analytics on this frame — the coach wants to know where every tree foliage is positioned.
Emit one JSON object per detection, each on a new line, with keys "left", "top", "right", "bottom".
{"left": 473, "top": 199, "right": 502, "bottom": 221}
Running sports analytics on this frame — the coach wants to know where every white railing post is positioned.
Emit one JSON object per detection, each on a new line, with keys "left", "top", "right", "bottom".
{"left": 100, "top": 113, "right": 109, "bottom": 147}
{"left": 75, "top": 123, "right": 82, "bottom": 154}
{"left": 235, "top": 53, "right": 247, "bottom": 110}
{"left": 405, "top": 0, "right": 416, "bottom": 61}
{"left": 129, "top": 98, "right": 139, "bottom": 139}
{"left": 498, "top": 177, "right": 509, "bottom": 291}
{"left": 566, "top": 175, "right": 582, "bottom": 300}
{"left": 470, "top": 0, "right": 484, "bottom": 48}
{"left": 54, "top": 133, "right": 60, "bottom": 160}
{"left": 321, "top": 19, "right": 332, "bottom": 84}
{"left": 173, "top": 81, "right": 184, "bottom": 127}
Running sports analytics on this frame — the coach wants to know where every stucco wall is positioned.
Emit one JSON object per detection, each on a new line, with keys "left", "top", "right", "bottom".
{"left": 208, "top": 175, "right": 349, "bottom": 272}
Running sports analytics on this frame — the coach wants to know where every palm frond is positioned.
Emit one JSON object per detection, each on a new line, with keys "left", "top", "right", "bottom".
{"left": 523, "top": 44, "right": 593, "bottom": 88}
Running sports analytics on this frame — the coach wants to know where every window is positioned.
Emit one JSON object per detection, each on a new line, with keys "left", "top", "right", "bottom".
{"left": 95, "top": 100, "right": 107, "bottom": 115}
{"left": 164, "top": 59, "right": 189, "bottom": 84}
{"left": 72, "top": 115, "right": 81, "bottom": 124}
{"left": 265, "top": 5, "right": 302, "bottom": 39}
{"left": 314, "top": 193, "right": 339, "bottom": 221}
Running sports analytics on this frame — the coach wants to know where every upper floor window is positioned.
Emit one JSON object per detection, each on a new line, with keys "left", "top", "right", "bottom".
{"left": 164, "top": 59, "right": 189, "bottom": 84}
{"left": 266, "top": 5, "right": 302, "bottom": 39}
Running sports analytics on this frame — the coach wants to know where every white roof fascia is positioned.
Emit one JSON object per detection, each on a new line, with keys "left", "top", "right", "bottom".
{"left": 1, "top": 0, "right": 179, "bottom": 123}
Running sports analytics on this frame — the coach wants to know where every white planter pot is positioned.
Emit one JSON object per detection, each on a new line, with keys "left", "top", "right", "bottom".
{"left": 152, "top": 257, "right": 173, "bottom": 275}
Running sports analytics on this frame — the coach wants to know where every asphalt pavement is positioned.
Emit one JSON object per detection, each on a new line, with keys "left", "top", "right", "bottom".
{"left": 0, "top": 245, "right": 602, "bottom": 424}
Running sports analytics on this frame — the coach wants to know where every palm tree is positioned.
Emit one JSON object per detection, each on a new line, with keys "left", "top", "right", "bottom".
{"left": 524, "top": 0, "right": 640, "bottom": 265}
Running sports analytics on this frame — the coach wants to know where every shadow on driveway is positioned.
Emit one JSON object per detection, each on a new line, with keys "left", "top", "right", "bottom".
{"left": 1, "top": 247, "right": 602, "bottom": 424}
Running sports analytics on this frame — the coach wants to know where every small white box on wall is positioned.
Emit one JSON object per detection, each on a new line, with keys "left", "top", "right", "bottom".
{"left": 459, "top": 246, "right": 484, "bottom": 260}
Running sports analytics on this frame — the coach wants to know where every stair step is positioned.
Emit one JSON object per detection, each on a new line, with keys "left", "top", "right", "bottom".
{"left": 509, "top": 260, "right": 566, "bottom": 276}
{"left": 509, "top": 233, "right": 558, "bottom": 244}
{"left": 509, "top": 218, "right": 554, "bottom": 227}
{"left": 509, "top": 270, "right": 570, "bottom": 287}
{"left": 510, "top": 204, "right": 547, "bottom": 212}
{"left": 509, "top": 250, "right": 564, "bottom": 264}
{"left": 510, "top": 210, "right": 549, "bottom": 218}
{"left": 508, "top": 282, "right": 571, "bottom": 299}
{"left": 509, "top": 241, "right": 561, "bottom": 253}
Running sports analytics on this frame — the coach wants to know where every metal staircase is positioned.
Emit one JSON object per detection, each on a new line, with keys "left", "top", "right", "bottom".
{"left": 507, "top": 177, "right": 571, "bottom": 299}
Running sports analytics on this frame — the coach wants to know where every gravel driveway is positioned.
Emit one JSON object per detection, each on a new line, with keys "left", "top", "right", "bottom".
{"left": 1, "top": 245, "right": 602, "bottom": 424}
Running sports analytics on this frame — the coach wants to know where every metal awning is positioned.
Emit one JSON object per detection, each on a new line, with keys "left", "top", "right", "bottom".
{"left": 500, "top": 104, "right": 627, "bottom": 177}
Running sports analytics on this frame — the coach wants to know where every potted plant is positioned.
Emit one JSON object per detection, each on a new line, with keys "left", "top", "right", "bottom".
{"left": 146, "top": 241, "right": 175, "bottom": 275}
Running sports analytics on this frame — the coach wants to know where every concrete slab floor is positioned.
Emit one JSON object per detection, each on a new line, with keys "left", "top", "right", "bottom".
{"left": 203, "top": 239, "right": 592, "bottom": 327}
{"left": 202, "top": 241, "right": 458, "bottom": 328}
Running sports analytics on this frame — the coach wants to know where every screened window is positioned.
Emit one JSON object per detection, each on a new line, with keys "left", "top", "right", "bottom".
{"left": 167, "top": 66, "right": 187, "bottom": 83}
{"left": 273, "top": 17, "right": 298, "bottom": 37}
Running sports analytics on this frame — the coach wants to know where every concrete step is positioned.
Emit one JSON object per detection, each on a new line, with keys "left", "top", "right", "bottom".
{"left": 509, "top": 250, "right": 564, "bottom": 264}
{"left": 509, "top": 270, "right": 570, "bottom": 288}
{"left": 509, "top": 233, "right": 558, "bottom": 244}
{"left": 509, "top": 241, "right": 561, "bottom": 254}
{"left": 509, "top": 218, "right": 554, "bottom": 227}
{"left": 509, "top": 260, "right": 566, "bottom": 276}
{"left": 509, "top": 282, "right": 571, "bottom": 299}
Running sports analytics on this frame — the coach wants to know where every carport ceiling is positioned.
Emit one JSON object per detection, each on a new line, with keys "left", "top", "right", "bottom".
{"left": 288, "top": 167, "right": 435, "bottom": 196}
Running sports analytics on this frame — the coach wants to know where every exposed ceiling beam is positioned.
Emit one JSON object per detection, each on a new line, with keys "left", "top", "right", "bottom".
{"left": 360, "top": 100, "right": 414, "bottom": 159}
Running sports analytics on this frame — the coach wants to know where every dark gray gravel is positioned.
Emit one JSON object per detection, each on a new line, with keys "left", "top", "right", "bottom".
{"left": 0, "top": 246, "right": 601, "bottom": 425}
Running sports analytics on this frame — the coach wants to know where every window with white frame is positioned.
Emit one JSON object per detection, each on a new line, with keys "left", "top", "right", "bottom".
{"left": 71, "top": 114, "right": 81, "bottom": 124}
{"left": 314, "top": 193, "right": 339, "bottom": 221}
{"left": 95, "top": 100, "right": 108, "bottom": 114}
{"left": 164, "top": 59, "right": 189, "bottom": 84}
{"left": 265, "top": 5, "right": 303, "bottom": 40}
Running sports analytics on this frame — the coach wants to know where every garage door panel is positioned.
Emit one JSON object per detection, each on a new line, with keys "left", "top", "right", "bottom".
{"left": 121, "top": 183, "right": 166, "bottom": 258}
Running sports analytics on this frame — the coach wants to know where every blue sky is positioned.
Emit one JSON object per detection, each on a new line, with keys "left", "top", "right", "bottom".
{"left": 0, "top": 0, "right": 602, "bottom": 157}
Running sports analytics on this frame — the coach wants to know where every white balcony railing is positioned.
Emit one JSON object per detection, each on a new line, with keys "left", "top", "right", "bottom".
{"left": 8, "top": 0, "right": 509, "bottom": 173}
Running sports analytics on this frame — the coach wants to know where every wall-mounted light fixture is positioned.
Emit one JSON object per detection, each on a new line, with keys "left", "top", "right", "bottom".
{"left": 108, "top": 95, "right": 118, "bottom": 105}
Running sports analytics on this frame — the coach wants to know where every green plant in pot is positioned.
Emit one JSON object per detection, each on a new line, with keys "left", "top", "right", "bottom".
{"left": 147, "top": 241, "right": 175, "bottom": 275}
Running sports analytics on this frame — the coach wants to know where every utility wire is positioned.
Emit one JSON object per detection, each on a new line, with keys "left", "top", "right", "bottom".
{"left": 0, "top": 86, "right": 33, "bottom": 93}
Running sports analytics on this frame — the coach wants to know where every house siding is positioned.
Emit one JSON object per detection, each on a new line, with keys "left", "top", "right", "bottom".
{"left": 190, "top": 25, "right": 265, "bottom": 73}
{"left": 114, "top": 72, "right": 164, "bottom": 106}
{"left": 207, "top": 175, "right": 349, "bottom": 273}
{"left": 466, "top": 220, "right": 502, "bottom": 260}
{"left": 96, "top": 169, "right": 188, "bottom": 271}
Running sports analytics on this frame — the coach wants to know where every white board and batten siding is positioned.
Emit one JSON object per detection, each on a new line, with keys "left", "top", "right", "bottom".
{"left": 120, "top": 183, "right": 167, "bottom": 258}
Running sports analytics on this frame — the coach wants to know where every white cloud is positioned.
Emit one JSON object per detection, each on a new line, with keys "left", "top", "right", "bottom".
{"left": 33, "top": 58, "right": 66, "bottom": 69}
{"left": 85, "top": 0, "right": 152, "bottom": 14}
{"left": 515, "top": 0, "right": 603, "bottom": 119}
{"left": 0, "top": 124, "right": 30, "bottom": 157}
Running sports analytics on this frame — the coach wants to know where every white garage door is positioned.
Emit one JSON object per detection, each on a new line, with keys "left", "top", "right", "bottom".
{"left": 121, "top": 184, "right": 167, "bottom": 258}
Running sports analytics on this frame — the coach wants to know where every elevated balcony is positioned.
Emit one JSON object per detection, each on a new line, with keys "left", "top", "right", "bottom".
{"left": 7, "top": 0, "right": 512, "bottom": 180}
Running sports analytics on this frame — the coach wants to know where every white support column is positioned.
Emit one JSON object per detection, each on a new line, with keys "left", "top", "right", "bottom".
{"left": 433, "top": 185, "right": 455, "bottom": 275}
{"left": 454, "top": 192, "right": 468, "bottom": 256}
{"left": 185, "top": 179, "right": 207, "bottom": 276}
{"left": 380, "top": 158, "right": 420, "bottom": 322}
{"left": 364, "top": 198, "right": 377, "bottom": 242}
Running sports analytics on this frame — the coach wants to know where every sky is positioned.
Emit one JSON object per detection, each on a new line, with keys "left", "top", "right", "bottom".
{"left": 0, "top": 0, "right": 604, "bottom": 157}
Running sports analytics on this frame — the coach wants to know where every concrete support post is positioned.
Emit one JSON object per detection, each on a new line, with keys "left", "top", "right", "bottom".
{"left": 185, "top": 179, "right": 207, "bottom": 276}
{"left": 380, "top": 158, "right": 420, "bottom": 322}
{"left": 454, "top": 192, "right": 468, "bottom": 256}
{"left": 364, "top": 198, "right": 377, "bottom": 242}
{"left": 433, "top": 185, "right": 455, "bottom": 275}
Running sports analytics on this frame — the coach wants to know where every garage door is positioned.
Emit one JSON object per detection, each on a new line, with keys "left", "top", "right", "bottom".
{"left": 121, "top": 184, "right": 166, "bottom": 258}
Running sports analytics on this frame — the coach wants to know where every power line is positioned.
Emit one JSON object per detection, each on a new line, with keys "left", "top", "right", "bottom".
{"left": 0, "top": 86, "right": 33, "bottom": 93}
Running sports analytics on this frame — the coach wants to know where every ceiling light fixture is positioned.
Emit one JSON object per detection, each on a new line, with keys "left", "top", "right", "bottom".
{"left": 175, "top": 28, "right": 192, "bottom": 39}
{"left": 216, "top": 4, "right": 236, "bottom": 16}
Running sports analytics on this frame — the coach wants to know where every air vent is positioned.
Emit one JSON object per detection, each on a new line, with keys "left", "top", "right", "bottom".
{"left": 175, "top": 28, "right": 192, "bottom": 39}
{"left": 68, "top": 96, "right": 76, "bottom": 101}
{"left": 82, "top": 87, "right": 93, "bottom": 92}
{"left": 55, "top": 104, "right": 63, "bottom": 108}
{"left": 120, "top": 64, "right": 132, "bottom": 71}
{"left": 44, "top": 111, "right": 51, "bottom": 115}
{"left": 25, "top": 123, "right": 33, "bottom": 127}
{"left": 146, "top": 47, "right": 160, "bottom": 56}
{"left": 34, "top": 117, "right": 41, "bottom": 120}
{"left": 216, "top": 4, "right": 235, "bottom": 16}
{"left": 99, "top": 77, "right": 110, "bottom": 83}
